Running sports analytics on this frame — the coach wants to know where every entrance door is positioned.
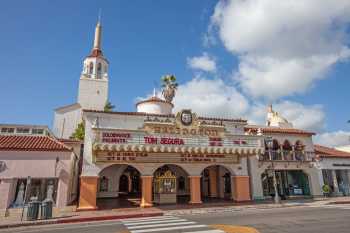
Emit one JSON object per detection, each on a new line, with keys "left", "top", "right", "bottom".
{"left": 119, "top": 175, "right": 129, "bottom": 193}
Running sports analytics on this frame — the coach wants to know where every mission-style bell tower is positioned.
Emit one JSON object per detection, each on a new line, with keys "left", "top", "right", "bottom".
{"left": 78, "top": 19, "right": 109, "bottom": 110}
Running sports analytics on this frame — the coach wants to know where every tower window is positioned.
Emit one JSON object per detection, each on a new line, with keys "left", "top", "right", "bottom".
{"left": 97, "top": 63, "right": 102, "bottom": 79}
{"left": 89, "top": 62, "right": 94, "bottom": 74}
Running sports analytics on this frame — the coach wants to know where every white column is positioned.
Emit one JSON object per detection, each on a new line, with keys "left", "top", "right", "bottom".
{"left": 332, "top": 170, "right": 340, "bottom": 194}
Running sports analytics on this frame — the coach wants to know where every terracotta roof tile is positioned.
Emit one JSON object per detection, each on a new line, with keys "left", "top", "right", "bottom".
{"left": 245, "top": 125, "right": 315, "bottom": 136}
{"left": 0, "top": 135, "right": 72, "bottom": 152}
{"left": 86, "top": 48, "right": 109, "bottom": 63}
{"left": 314, "top": 144, "right": 350, "bottom": 158}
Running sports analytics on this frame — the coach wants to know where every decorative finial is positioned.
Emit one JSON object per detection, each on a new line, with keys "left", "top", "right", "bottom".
{"left": 98, "top": 9, "right": 102, "bottom": 24}
{"left": 153, "top": 88, "right": 156, "bottom": 97}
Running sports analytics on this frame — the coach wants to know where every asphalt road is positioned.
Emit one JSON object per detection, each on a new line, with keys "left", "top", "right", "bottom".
{"left": 2, "top": 205, "right": 350, "bottom": 233}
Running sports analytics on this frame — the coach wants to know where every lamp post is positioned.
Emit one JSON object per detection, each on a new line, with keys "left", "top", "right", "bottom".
{"left": 266, "top": 137, "right": 280, "bottom": 204}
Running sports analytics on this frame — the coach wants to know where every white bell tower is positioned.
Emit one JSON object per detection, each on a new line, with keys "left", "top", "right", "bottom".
{"left": 78, "top": 19, "right": 109, "bottom": 110}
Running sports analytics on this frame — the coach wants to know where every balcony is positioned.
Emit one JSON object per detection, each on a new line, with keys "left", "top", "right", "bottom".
{"left": 260, "top": 150, "right": 315, "bottom": 162}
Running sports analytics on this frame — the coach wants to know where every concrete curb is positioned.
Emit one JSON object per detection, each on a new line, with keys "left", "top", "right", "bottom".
{"left": 328, "top": 201, "right": 350, "bottom": 205}
{"left": 0, "top": 212, "right": 163, "bottom": 229}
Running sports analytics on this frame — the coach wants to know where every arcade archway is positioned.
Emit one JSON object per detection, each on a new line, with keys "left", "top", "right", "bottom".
{"left": 201, "top": 165, "right": 233, "bottom": 202}
{"left": 97, "top": 164, "right": 141, "bottom": 209}
{"left": 152, "top": 164, "right": 190, "bottom": 205}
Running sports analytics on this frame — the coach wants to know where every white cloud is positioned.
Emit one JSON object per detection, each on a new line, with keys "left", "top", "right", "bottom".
{"left": 314, "top": 131, "right": 350, "bottom": 147}
{"left": 173, "top": 77, "right": 248, "bottom": 118}
{"left": 187, "top": 53, "right": 217, "bottom": 72}
{"left": 211, "top": 0, "right": 350, "bottom": 99}
{"left": 171, "top": 76, "right": 325, "bottom": 133}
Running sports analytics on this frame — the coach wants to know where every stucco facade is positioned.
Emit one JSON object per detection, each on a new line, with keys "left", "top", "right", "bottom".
{"left": 0, "top": 150, "right": 78, "bottom": 210}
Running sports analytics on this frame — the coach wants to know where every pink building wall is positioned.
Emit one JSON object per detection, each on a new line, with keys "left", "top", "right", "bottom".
{"left": 0, "top": 151, "right": 75, "bottom": 209}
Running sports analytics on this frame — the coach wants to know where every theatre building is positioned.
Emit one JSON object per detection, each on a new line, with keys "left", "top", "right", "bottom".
{"left": 246, "top": 106, "right": 323, "bottom": 200}
{"left": 77, "top": 102, "right": 265, "bottom": 210}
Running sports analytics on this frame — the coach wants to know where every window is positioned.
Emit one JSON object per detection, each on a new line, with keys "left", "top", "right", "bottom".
{"left": 32, "top": 128, "right": 44, "bottom": 135}
{"left": 1, "top": 128, "right": 15, "bottom": 133}
{"left": 97, "top": 63, "right": 102, "bottom": 73}
{"left": 89, "top": 62, "right": 94, "bottom": 74}
{"left": 16, "top": 128, "right": 30, "bottom": 134}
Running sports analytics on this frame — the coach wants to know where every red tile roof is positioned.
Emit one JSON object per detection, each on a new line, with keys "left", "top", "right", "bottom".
{"left": 245, "top": 125, "right": 315, "bottom": 136}
{"left": 0, "top": 135, "right": 72, "bottom": 152}
{"left": 58, "top": 138, "right": 82, "bottom": 144}
{"left": 83, "top": 110, "right": 247, "bottom": 123}
{"left": 314, "top": 144, "right": 350, "bottom": 158}
{"left": 86, "top": 48, "right": 109, "bottom": 63}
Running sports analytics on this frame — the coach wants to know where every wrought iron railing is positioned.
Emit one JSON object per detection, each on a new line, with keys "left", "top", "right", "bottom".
{"left": 260, "top": 150, "right": 315, "bottom": 162}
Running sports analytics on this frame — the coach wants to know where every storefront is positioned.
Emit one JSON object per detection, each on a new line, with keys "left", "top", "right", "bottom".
{"left": 0, "top": 135, "right": 79, "bottom": 210}
{"left": 315, "top": 145, "right": 350, "bottom": 196}
{"left": 78, "top": 106, "right": 265, "bottom": 210}
{"left": 261, "top": 170, "right": 310, "bottom": 198}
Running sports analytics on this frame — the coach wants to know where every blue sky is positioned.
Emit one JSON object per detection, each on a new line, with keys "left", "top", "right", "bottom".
{"left": 0, "top": 1, "right": 350, "bottom": 146}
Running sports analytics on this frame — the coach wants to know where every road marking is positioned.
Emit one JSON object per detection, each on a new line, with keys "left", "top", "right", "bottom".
{"left": 121, "top": 215, "right": 224, "bottom": 233}
{"left": 130, "top": 224, "right": 207, "bottom": 233}
{"left": 127, "top": 221, "right": 196, "bottom": 229}
{"left": 124, "top": 218, "right": 187, "bottom": 226}
{"left": 121, "top": 216, "right": 178, "bottom": 223}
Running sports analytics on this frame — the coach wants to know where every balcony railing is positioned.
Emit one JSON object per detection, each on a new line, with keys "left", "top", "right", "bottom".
{"left": 260, "top": 150, "right": 315, "bottom": 162}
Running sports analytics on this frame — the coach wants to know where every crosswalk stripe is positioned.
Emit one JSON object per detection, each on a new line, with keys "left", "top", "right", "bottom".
{"left": 121, "top": 216, "right": 178, "bottom": 223}
{"left": 124, "top": 219, "right": 188, "bottom": 226}
{"left": 127, "top": 221, "right": 196, "bottom": 230}
{"left": 182, "top": 230, "right": 225, "bottom": 233}
{"left": 130, "top": 224, "right": 207, "bottom": 233}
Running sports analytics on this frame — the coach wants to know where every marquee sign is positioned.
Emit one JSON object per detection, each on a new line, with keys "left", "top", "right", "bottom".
{"left": 142, "top": 109, "right": 225, "bottom": 137}
{"left": 94, "top": 151, "right": 239, "bottom": 164}
{"left": 99, "top": 132, "right": 253, "bottom": 148}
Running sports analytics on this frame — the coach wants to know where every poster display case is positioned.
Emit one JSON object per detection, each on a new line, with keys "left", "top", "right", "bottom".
{"left": 153, "top": 170, "right": 177, "bottom": 204}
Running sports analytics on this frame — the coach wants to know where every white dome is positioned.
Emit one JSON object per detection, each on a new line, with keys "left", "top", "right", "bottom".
{"left": 136, "top": 96, "right": 173, "bottom": 115}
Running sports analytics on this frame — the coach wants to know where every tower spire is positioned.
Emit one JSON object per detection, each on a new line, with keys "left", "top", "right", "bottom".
{"left": 93, "top": 10, "right": 102, "bottom": 50}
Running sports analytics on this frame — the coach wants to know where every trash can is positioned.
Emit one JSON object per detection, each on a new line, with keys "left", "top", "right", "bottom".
{"left": 26, "top": 201, "right": 40, "bottom": 221}
{"left": 41, "top": 200, "right": 53, "bottom": 219}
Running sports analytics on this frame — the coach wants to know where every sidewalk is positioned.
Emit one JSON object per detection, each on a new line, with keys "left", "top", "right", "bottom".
{"left": 1, "top": 197, "right": 350, "bottom": 229}
{"left": 0, "top": 207, "right": 163, "bottom": 229}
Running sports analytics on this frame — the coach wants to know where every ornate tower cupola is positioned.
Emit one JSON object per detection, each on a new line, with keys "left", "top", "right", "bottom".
{"left": 78, "top": 18, "right": 109, "bottom": 110}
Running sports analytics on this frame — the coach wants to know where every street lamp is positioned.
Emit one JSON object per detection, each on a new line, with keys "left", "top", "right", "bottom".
{"left": 266, "top": 137, "right": 280, "bottom": 204}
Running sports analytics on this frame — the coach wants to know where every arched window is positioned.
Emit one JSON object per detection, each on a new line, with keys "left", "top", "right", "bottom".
{"left": 295, "top": 141, "right": 304, "bottom": 161}
{"left": 89, "top": 62, "right": 94, "bottom": 74}
{"left": 99, "top": 176, "right": 108, "bottom": 192}
{"left": 97, "top": 63, "right": 102, "bottom": 75}
{"left": 282, "top": 140, "right": 293, "bottom": 160}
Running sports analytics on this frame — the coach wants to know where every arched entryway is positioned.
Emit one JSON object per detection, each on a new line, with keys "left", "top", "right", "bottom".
{"left": 97, "top": 164, "right": 141, "bottom": 209}
{"left": 152, "top": 164, "right": 190, "bottom": 205}
{"left": 201, "top": 165, "right": 233, "bottom": 202}
{"left": 118, "top": 166, "right": 141, "bottom": 196}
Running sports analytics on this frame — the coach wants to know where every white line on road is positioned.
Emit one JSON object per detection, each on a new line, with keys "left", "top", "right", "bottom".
{"left": 130, "top": 224, "right": 207, "bottom": 233}
{"left": 121, "top": 216, "right": 178, "bottom": 223}
{"left": 127, "top": 221, "right": 196, "bottom": 229}
{"left": 124, "top": 218, "right": 188, "bottom": 226}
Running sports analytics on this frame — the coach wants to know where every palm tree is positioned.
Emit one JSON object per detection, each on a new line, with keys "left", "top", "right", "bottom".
{"left": 104, "top": 101, "right": 115, "bottom": 112}
{"left": 161, "top": 74, "right": 178, "bottom": 102}
{"left": 71, "top": 122, "right": 85, "bottom": 140}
